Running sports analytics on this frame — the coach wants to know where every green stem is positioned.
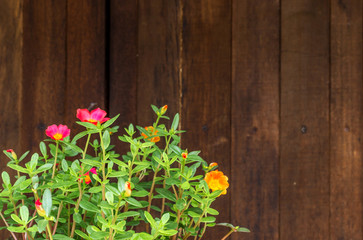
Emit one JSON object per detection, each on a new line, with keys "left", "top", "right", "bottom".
{"left": 70, "top": 182, "right": 84, "bottom": 237}
{"left": 82, "top": 133, "right": 92, "bottom": 160}
{"left": 46, "top": 222, "right": 54, "bottom": 240}
{"left": 108, "top": 197, "right": 122, "bottom": 240}
{"left": 51, "top": 141, "right": 59, "bottom": 179}
{"left": 99, "top": 131, "right": 107, "bottom": 203}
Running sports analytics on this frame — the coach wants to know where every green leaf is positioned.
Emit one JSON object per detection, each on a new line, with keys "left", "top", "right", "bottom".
{"left": 171, "top": 113, "right": 179, "bottom": 131}
{"left": 161, "top": 213, "right": 170, "bottom": 224}
{"left": 61, "top": 159, "right": 68, "bottom": 172}
{"left": 20, "top": 206, "right": 29, "bottom": 223}
{"left": 42, "top": 188, "right": 52, "bottom": 217}
{"left": 108, "top": 171, "right": 127, "bottom": 178}
{"left": 80, "top": 159, "right": 102, "bottom": 168}
{"left": 29, "top": 153, "right": 39, "bottom": 171}
{"left": 187, "top": 211, "right": 200, "bottom": 218}
{"left": 79, "top": 200, "right": 99, "bottom": 213}
{"left": 117, "top": 211, "right": 140, "bottom": 219}
{"left": 37, "top": 219, "right": 48, "bottom": 233}
{"left": 207, "top": 208, "right": 219, "bottom": 215}
{"left": 90, "top": 231, "right": 109, "bottom": 239}
{"left": 73, "top": 213, "right": 82, "bottom": 223}
{"left": 62, "top": 141, "right": 83, "bottom": 154}
{"left": 158, "top": 229, "right": 178, "bottom": 236}
{"left": 7, "top": 226, "right": 25, "bottom": 233}
{"left": 155, "top": 188, "right": 176, "bottom": 202}
{"left": 117, "top": 178, "right": 126, "bottom": 193}
{"left": 88, "top": 186, "right": 102, "bottom": 193}
{"left": 125, "top": 197, "right": 142, "bottom": 207}
{"left": 236, "top": 227, "right": 251, "bottom": 232}
{"left": 18, "top": 151, "right": 30, "bottom": 163}
{"left": 181, "top": 181, "right": 190, "bottom": 190}
{"left": 76, "top": 121, "right": 98, "bottom": 129}
{"left": 105, "top": 185, "right": 121, "bottom": 196}
{"left": 175, "top": 199, "right": 186, "bottom": 211}
{"left": 106, "top": 191, "right": 114, "bottom": 205}
{"left": 75, "top": 230, "right": 91, "bottom": 240}
{"left": 34, "top": 163, "right": 53, "bottom": 174}
{"left": 102, "top": 114, "right": 120, "bottom": 129}
{"left": 102, "top": 130, "right": 110, "bottom": 149}
{"left": 216, "top": 223, "right": 234, "bottom": 228}
{"left": 200, "top": 216, "right": 216, "bottom": 223}
{"left": 1, "top": 171, "right": 10, "bottom": 187}
{"left": 39, "top": 142, "right": 47, "bottom": 157}
{"left": 53, "top": 234, "right": 75, "bottom": 240}
{"left": 144, "top": 211, "right": 156, "bottom": 228}
{"left": 151, "top": 104, "right": 159, "bottom": 115}
{"left": 11, "top": 214, "right": 24, "bottom": 225}
{"left": 7, "top": 164, "right": 28, "bottom": 174}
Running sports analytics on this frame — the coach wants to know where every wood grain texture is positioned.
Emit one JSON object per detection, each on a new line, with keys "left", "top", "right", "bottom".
{"left": 109, "top": 0, "right": 138, "bottom": 150}
{"left": 22, "top": 0, "right": 67, "bottom": 153}
{"left": 0, "top": 0, "right": 22, "bottom": 165}
{"left": 137, "top": 0, "right": 180, "bottom": 126}
{"left": 66, "top": 0, "right": 106, "bottom": 128}
{"left": 181, "top": 0, "right": 231, "bottom": 239}
{"left": 330, "top": 0, "right": 363, "bottom": 239}
{"left": 231, "top": 1, "right": 280, "bottom": 239}
{"left": 280, "top": 0, "right": 330, "bottom": 239}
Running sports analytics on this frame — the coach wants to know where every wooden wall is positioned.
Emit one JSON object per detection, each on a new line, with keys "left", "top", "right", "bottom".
{"left": 1, "top": 0, "right": 362, "bottom": 239}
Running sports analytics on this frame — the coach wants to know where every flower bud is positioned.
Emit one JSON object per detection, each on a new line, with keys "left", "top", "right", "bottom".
{"left": 35, "top": 199, "right": 46, "bottom": 217}
{"left": 6, "top": 149, "right": 17, "bottom": 160}
{"left": 182, "top": 152, "right": 188, "bottom": 159}
{"left": 161, "top": 105, "right": 168, "bottom": 115}
{"left": 124, "top": 181, "right": 132, "bottom": 197}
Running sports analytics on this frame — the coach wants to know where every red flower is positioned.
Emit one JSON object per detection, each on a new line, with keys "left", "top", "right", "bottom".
{"left": 80, "top": 168, "right": 97, "bottom": 184}
{"left": 182, "top": 152, "right": 188, "bottom": 159}
{"left": 45, "top": 124, "right": 70, "bottom": 141}
{"left": 35, "top": 199, "right": 46, "bottom": 217}
{"left": 76, "top": 108, "right": 110, "bottom": 125}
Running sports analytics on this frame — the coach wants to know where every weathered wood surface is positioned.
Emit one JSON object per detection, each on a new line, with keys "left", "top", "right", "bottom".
{"left": 281, "top": 0, "right": 330, "bottom": 239}
{"left": 231, "top": 1, "right": 280, "bottom": 239}
{"left": 330, "top": 0, "right": 363, "bottom": 239}
{"left": 1, "top": 1, "right": 363, "bottom": 239}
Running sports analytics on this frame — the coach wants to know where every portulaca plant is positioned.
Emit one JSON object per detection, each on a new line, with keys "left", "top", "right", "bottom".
{"left": 0, "top": 105, "right": 249, "bottom": 240}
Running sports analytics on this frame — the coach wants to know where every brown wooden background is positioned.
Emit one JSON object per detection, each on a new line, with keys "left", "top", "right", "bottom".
{"left": 1, "top": 0, "right": 363, "bottom": 239}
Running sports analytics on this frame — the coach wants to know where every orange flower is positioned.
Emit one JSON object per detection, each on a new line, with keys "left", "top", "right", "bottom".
{"left": 204, "top": 170, "right": 229, "bottom": 195}
{"left": 182, "top": 152, "right": 188, "bottom": 159}
{"left": 161, "top": 105, "right": 168, "bottom": 115}
{"left": 141, "top": 126, "right": 160, "bottom": 143}
{"left": 209, "top": 162, "right": 218, "bottom": 168}
{"left": 124, "top": 181, "right": 132, "bottom": 197}
{"left": 35, "top": 199, "right": 46, "bottom": 217}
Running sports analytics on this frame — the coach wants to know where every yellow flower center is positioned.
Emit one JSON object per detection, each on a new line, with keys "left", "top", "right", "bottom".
{"left": 53, "top": 133, "right": 63, "bottom": 140}
{"left": 88, "top": 119, "right": 97, "bottom": 123}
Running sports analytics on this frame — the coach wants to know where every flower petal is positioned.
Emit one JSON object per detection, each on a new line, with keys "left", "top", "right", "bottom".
{"left": 76, "top": 109, "right": 91, "bottom": 122}
{"left": 90, "top": 108, "right": 107, "bottom": 121}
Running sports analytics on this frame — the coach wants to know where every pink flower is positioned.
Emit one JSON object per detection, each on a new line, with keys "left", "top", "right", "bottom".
{"left": 76, "top": 108, "right": 110, "bottom": 125}
{"left": 45, "top": 124, "right": 70, "bottom": 141}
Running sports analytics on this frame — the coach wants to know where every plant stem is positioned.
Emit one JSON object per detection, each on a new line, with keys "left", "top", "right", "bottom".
{"left": 52, "top": 199, "right": 64, "bottom": 235}
{"left": 99, "top": 131, "right": 106, "bottom": 203}
{"left": 46, "top": 222, "right": 54, "bottom": 240}
{"left": 108, "top": 197, "right": 122, "bottom": 240}
{"left": 0, "top": 212, "right": 18, "bottom": 240}
{"left": 220, "top": 229, "right": 234, "bottom": 240}
{"left": 70, "top": 182, "right": 83, "bottom": 237}
{"left": 51, "top": 141, "right": 59, "bottom": 179}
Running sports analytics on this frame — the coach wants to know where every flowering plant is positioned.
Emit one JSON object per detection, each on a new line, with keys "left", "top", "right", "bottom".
{"left": 0, "top": 106, "right": 249, "bottom": 240}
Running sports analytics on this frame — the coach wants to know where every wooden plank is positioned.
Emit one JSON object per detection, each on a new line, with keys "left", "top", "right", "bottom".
{"left": 0, "top": 0, "right": 22, "bottom": 238}
{"left": 231, "top": 1, "right": 280, "bottom": 239}
{"left": 181, "top": 1, "right": 231, "bottom": 239}
{"left": 280, "top": 0, "right": 330, "bottom": 239}
{"left": 137, "top": 0, "right": 180, "bottom": 125}
{"left": 22, "top": 0, "right": 67, "bottom": 153}
{"left": 109, "top": 0, "right": 138, "bottom": 143}
{"left": 330, "top": 0, "right": 363, "bottom": 239}
{"left": 0, "top": 0, "right": 22, "bottom": 165}
{"left": 66, "top": 0, "right": 106, "bottom": 128}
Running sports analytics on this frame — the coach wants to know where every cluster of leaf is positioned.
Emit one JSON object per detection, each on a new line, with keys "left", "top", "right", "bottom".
{"left": 0, "top": 105, "right": 248, "bottom": 240}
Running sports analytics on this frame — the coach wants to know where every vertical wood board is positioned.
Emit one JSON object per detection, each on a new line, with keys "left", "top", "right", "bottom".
{"left": 181, "top": 0, "right": 232, "bottom": 238}
{"left": 22, "top": 0, "right": 67, "bottom": 153}
{"left": 231, "top": 1, "right": 280, "bottom": 239}
{"left": 330, "top": 0, "right": 363, "bottom": 239}
{"left": 280, "top": 0, "right": 330, "bottom": 239}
